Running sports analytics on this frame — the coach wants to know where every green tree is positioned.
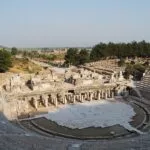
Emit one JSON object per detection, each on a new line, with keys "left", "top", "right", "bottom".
{"left": 0, "top": 49, "right": 12, "bottom": 72}
{"left": 124, "top": 64, "right": 134, "bottom": 79}
{"left": 65, "top": 48, "right": 78, "bottom": 66}
{"left": 90, "top": 41, "right": 150, "bottom": 61}
{"left": 11, "top": 47, "right": 18, "bottom": 55}
{"left": 90, "top": 43, "right": 106, "bottom": 61}
{"left": 78, "top": 49, "right": 90, "bottom": 65}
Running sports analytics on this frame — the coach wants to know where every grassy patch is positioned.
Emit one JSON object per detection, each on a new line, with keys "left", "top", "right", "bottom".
{"left": 9, "top": 58, "right": 42, "bottom": 73}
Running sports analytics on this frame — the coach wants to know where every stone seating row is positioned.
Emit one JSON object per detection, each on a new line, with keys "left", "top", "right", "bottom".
{"left": 135, "top": 75, "right": 150, "bottom": 92}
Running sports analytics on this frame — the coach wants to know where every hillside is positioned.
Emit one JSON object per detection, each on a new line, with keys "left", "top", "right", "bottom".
{"left": 9, "top": 58, "right": 42, "bottom": 73}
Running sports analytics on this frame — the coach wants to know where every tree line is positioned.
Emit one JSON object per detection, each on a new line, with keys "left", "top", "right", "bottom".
{"left": 1, "top": 41, "right": 150, "bottom": 73}
{"left": 65, "top": 41, "right": 150, "bottom": 65}
{"left": 90, "top": 41, "right": 150, "bottom": 61}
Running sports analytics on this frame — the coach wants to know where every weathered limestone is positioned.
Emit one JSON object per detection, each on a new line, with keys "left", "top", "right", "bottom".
{"left": 98, "top": 91, "right": 101, "bottom": 100}
{"left": 64, "top": 96, "right": 67, "bottom": 104}
{"left": 43, "top": 95, "right": 48, "bottom": 107}
{"left": 111, "top": 91, "right": 114, "bottom": 98}
{"left": 2, "top": 83, "right": 129, "bottom": 119}
{"left": 33, "top": 98, "right": 38, "bottom": 109}
{"left": 105, "top": 91, "right": 108, "bottom": 99}
{"left": 108, "top": 89, "right": 111, "bottom": 98}
{"left": 73, "top": 95, "right": 76, "bottom": 103}
{"left": 0, "top": 60, "right": 132, "bottom": 119}
{"left": 54, "top": 96, "right": 58, "bottom": 107}
{"left": 90, "top": 93, "right": 93, "bottom": 101}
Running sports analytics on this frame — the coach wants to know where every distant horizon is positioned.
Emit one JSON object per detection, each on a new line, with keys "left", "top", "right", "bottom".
{"left": 1, "top": 40, "right": 150, "bottom": 49}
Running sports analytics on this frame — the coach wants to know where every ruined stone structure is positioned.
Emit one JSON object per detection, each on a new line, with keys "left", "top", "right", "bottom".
{"left": 0, "top": 62, "right": 132, "bottom": 120}
{"left": 0, "top": 60, "right": 150, "bottom": 149}
{"left": 18, "top": 87, "right": 115, "bottom": 109}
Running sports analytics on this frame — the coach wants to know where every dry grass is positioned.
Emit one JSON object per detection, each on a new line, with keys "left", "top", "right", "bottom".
{"left": 9, "top": 58, "right": 42, "bottom": 73}
{"left": 0, "top": 73, "right": 13, "bottom": 86}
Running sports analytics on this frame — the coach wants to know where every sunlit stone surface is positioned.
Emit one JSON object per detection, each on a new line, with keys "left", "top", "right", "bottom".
{"left": 43, "top": 100, "right": 137, "bottom": 131}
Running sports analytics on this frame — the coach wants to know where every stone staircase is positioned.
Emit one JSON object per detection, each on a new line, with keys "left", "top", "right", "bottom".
{"left": 135, "top": 75, "right": 150, "bottom": 92}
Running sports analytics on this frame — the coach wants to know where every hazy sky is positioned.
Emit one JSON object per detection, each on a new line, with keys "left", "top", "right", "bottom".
{"left": 0, "top": 0, "right": 150, "bottom": 47}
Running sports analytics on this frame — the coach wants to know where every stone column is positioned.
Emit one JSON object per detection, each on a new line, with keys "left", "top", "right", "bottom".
{"left": 54, "top": 97, "right": 58, "bottom": 107}
{"left": 79, "top": 93, "right": 81, "bottom": 102}
{"left": 111, "top": 91, "right": 114, "bottom": 98}
{"left": 73, "top": 95, "right": 76, "bottom": 103}
{"left": 105, "top": 90, "right": 108, "bottom": 99}
{"left": 98, "top": 91, "right": 101, "bottom": 100}
{"left": 25, "top": 101, "right": 29, "bottom": 111}
{"left": 108, "top": 89, "right": 111, "bottom": 98}
{"left": 90, "top": 92, "right": 93, "bottom": 101}
{"left": 93, "top": 92, "right": 96, "bottom": 100}
{"left": 44, "top": 96, "right": 48, "bottom": 107}
{"left": 33, "top": 98, "right": 38, "bottom": 109}
{"left": 42, "top": 95, "right": 48, "bottom": 107}
{"left": 64, "top": 95, "right": 67, "bottom": 104}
